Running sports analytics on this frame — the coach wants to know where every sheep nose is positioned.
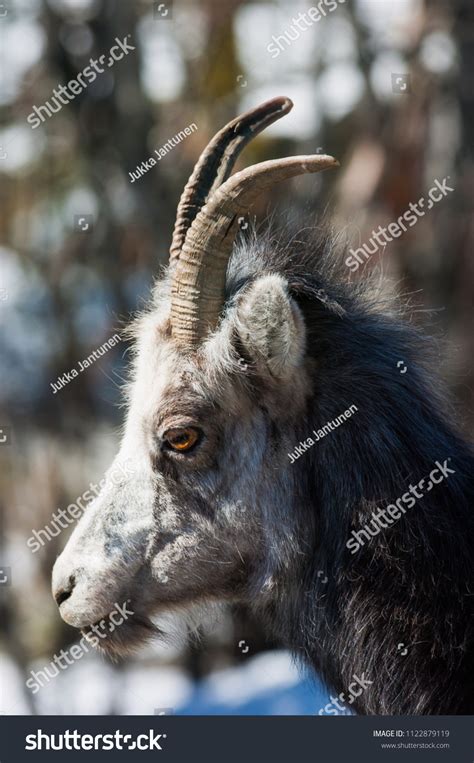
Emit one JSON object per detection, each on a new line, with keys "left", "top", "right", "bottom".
{"left": 53, "top": 574, "right": 76, "bottom": 607}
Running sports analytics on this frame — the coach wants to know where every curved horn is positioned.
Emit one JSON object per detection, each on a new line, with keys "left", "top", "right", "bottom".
{"left": 170, "top": 154, "right": 339, "bottom": 345}
{"left": 169, "top": 97, "right": 293, "bottom": 261}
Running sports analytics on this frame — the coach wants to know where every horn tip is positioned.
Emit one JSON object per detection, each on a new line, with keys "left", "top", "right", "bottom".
{"left": 298, "top": 155, "right": 340, "bottom": 171}
{"left": 263, "top": 95, "right": 293, "bottom": 115}
{"left": 318, "top": 154, "right": 339, "bottom": 166}
{"left": 278, "top": 95, "right": 293, "bottom": 114}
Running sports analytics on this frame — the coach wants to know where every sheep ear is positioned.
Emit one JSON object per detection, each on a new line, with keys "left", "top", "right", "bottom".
{"left": 235, "top": 274, "right": 306, "bottom": 377}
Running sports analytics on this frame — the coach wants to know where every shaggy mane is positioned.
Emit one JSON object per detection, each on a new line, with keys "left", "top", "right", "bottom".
{"left": 228, "top": 220, "right": 474, "bottom": 715}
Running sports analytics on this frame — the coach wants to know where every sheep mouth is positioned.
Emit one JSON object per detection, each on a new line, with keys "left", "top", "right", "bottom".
{"left": 81, "top": 612, "right": 159, "bottom": 659}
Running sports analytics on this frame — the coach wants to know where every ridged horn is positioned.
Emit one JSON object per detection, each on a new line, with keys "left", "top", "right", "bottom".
{"left": 170, "top": 154, "right": 339, "bottom": 345}
{"left": 169, "top": 97, "right": 293, "bottom": 261}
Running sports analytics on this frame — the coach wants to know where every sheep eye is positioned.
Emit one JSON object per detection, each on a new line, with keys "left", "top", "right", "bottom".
{"left": 163, "top": 427, "right": 200, "bottom": 453}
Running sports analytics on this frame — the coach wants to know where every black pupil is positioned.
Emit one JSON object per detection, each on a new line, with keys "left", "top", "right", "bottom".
{"left": 172, "top": 431, "right": 191, "bottom": 446}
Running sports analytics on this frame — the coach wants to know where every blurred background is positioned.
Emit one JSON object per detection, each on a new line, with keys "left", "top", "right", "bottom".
{"left": 0, "top": 0, "right": 473, "bottom": 715}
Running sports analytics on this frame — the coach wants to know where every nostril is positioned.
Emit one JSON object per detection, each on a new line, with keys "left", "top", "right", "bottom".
{"left": 54, "top": 575, "right": 76, "bottom": 607}
{"left": 55, "top": 589, "right": 71, "bottom": 606}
